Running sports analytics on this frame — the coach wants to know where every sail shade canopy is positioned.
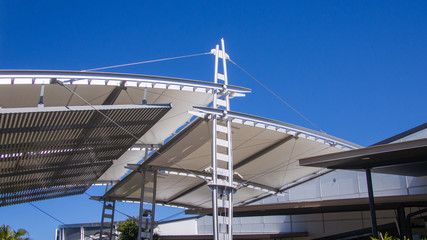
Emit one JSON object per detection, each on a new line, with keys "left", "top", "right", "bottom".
{"left": 102, "top": 110, "right": 360, "bottom": 209}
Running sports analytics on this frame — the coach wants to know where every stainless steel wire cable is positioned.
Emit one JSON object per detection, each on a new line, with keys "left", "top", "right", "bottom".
{"left": 42, "top": 50, "right": 330, "bottom": 225}
{"left": 29, "top": 202, "right": 98, "bottom": 239}
{"left": 228, "top": 58, "right": 326, "bottom": 134}
{"left": 57, "top": 81, "right": 209, "bottom": 184}
{"left": 82, "top": 52, "right": 211, "bottom": 72}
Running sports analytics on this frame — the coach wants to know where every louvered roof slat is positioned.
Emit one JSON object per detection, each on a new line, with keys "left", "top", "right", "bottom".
{"left": 0, "top": 104, "right": 170, "bottom": 206}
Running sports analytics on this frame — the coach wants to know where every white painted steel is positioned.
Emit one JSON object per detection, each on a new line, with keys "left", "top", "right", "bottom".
{"left": 208, "top": 39, "right": 234, "bottom": 240}
{"left": 216, "top": 125, "right": 228, "bottom": 133}
{"left": 0, "top": 71, "right": 249, "bottom": 94}
{"left": 216, "top": 139, "right": 229, "bottom": 147}
{"left": 193, "top": 107, "right": 361, "bottom": 150}
{"left": 216, "top": 153, "right": 229, "bottom": 162}
{"left": 103, "top": 113, "right": 360, "bottom": 209}
{"left": 0, "top": 70, "right": 250, "bottom": 182}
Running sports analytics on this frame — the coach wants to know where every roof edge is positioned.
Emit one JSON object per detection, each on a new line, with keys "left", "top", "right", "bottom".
{"left": 372, "top": 122, "right": 427, "bottom": 146}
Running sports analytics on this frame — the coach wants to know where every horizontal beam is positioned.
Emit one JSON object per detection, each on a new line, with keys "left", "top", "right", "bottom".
{"left": 99, "top": 196, "right": 198, "bottom": 210}
{"left": 149, "top": 165, "right": 278, "bottom": 192}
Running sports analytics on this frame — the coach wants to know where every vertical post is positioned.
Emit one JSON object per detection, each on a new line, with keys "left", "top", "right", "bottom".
{"left": 100, "top": 184, "right": 109, "bottom": 240}
{"left": 209, "top": 39, "right": 235, "bottom": 240}
{"left": 80, "top": 226, "right": 85, "bottom": 240}
{"left": 213, "top": 44, "right": 220, "bottom": 85}
{"left": 365, "top": 168, "right": 378, "bottom": 238}
{"left": 226, "top": 119, "right": 233, "bottom": 238}
{"left": 221, "top": 39, "right": 233, "bottom": 239}
{"left": 38, "top": 85, "right": 45, "bottom": 108}
{"left": 220, "top": 39, "right": 228, "bottom": 86}
{"left": 211, "top": 43, "right": 220, "bottom": 240}
{"left": 138, "top": 169, "right": 146, "bottom": 240}
{"left": 149, "top": 170, "right": 158, "bottom": 240}
{"left": 100, "top": 201, "right": 106, "bottom": 239}
{"left": 397, "top": 204, "right": 406, "bottom": 239}
{"left": 109, "top": 201, "right": 116, "bottom": 240}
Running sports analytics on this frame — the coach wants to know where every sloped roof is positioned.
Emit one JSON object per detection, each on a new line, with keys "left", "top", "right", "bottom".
{"left": 102, "top": 110, "right": 360, "bottom": 209}
{"left": 0, "top": 104, "right": 170, "bottom": 206}
{"left": 300, "top": 137, "right": 427, "bottom": 176}
{"left": 0, "top": 70, "right": 250, "bottom": 206}
{"left": 0, "top": 70, "right": 250, "bottom": 181}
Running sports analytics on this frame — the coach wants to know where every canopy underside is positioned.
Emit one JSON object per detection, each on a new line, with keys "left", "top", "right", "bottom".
{"left": 103, "top": 111, "right": 360, "bottom": 209}
{"left": 0, "top": 104, "right": 171, "bottom": 206}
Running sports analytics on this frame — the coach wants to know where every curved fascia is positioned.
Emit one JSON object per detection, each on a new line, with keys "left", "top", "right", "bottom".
{"left": 0, "top": 70, "right": 251, "bottom": 95}
{"left": 191, "top": 107, "right": 362, "bottom": 150}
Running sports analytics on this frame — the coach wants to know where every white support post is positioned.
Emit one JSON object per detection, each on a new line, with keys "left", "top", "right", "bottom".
{"left": 138, "top": 169, "right": 146, "bottom": 240}
{"left": 100, "top": 184, "right": 116, "bottom": 240}
{"left": 38, "top": 84, "right": 45, "bottom": 108}
{"left": 149, "top": 170, "right": 157, "bottom": 240}
{"left": 138, "top": 148, "right": 157, "bottom": 240}
{"left": 211, "top": 43, "right": 220, "bottom": 240}
{"left": 80, "top": 226, "right": 84, "bottom": 240}
{"left": 208, "top": 39, "right": 236, "bottom": 240}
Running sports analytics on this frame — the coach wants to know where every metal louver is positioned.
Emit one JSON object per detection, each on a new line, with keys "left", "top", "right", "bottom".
{"left": 0, "top": 104, "right": 171, "bottom": 207}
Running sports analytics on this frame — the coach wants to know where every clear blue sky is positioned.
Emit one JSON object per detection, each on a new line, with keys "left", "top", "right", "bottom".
{"left": 0, "top": 1, "right": 426, "bottom": 239}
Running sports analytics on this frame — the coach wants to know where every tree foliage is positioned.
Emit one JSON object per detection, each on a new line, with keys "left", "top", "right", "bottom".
{"left": 117, "top": 218, "right": 139, "bottom": 240}
{"left": 0, "top": 225, "right": 29, "bottom": 240}
{"left": 370, "top": 232, "right": 427, "bottom": 240}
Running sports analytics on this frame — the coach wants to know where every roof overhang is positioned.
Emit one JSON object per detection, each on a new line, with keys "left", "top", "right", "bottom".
{"left": 185, "top": 194, "right": 427, "bottom": 216}
{"left": 0, "top": 104, "right": 171, "bottom": 206}
{"left": 102, "top": 110, "right": 360, "bottom": 209}
{"left": 0, "top": 70, "right": 250, "bottom": 96}
{"left": 157, "top": 232, "right": 308, "bottom": 240}
{"left": 299, "top": 138, "right": 427, "bottom": 176}
{"left": 0, "top": 70, "right": 251, "bottom": 182}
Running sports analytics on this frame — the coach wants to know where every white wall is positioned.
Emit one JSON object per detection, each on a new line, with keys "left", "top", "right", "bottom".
{"left": 195, "top": 170, "right": 427, "bottom": 238}
{"left": 157, "top": 218, "right": 198, "bottom": 236}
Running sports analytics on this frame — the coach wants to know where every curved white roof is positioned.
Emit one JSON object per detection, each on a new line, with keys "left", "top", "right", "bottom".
{"left": 103, "top": 110, "right": 361, "bottom": 209}
{"left": 0, "top": 70, "right": 250, "bottom": 190}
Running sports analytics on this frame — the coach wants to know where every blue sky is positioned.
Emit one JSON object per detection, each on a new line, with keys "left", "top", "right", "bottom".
{"left": 0, "top": 1, "right": 426, "bottom": 239}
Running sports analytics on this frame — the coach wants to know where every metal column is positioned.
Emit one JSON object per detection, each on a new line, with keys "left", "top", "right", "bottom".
{"left": 396, "top": 204, "right": 406, "bottom": 239}
{"left": 100, "top": 184, "right": 116, "bottom": 240}
{"left": 137, "top": 167, "right": 157, "bottom": 240}
{"left": 208, "top": 39, "right": 236, "bottom": 240}
{"left": 365, "top": 168, "right": 378, "bottom": 238}
{"left": 138, "top": 169, "right": 147, "bottom": 240}
{"left": 149, "top": 170, "right": 157, "bottom": 240}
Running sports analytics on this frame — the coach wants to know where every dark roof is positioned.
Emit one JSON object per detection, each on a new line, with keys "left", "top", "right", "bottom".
{"left": 299, "top": 138, "right": 427, "bottom": 176}
{"left": 186, "top": 194, "right": 427, "bottom": 217}
{"left": 372, "top": 122, "right": 427, "bottom": 146}
{"left": 158, "top": 232, "right": 308, "bottom": 240}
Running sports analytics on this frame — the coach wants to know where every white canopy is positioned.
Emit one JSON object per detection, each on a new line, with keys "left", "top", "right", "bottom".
{"left": 0, "top": 70, "right": 250, "bottom": 206}
{"left": 103, "top": 110, "right": 361, "bottom": 209}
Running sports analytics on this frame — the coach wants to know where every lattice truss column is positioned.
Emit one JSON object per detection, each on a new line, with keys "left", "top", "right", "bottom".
{"left": 137, "top": 168, "right": 157, "bottom": 240}
{"left": 100, "top": 185, "right": 116, "bottom": 240}
{"left": 204, "top": 39, "right": 238, "bottom": 240}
